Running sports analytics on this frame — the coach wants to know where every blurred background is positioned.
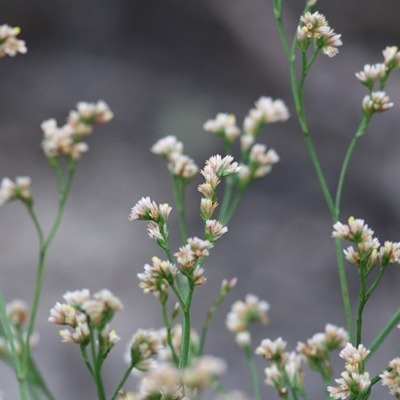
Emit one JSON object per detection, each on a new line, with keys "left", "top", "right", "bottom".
{"left": 1, "top": 0, "right": 400, "bottom": 398}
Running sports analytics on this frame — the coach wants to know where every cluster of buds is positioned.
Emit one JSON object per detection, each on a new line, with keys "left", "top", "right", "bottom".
{"left": 48, "top": 289, "right": 122, "bottom": 353}
{"left": 203, "top": 113, "right": 241, "bottom": 144}
{"left": 137, "top": 256, "right": 178, "bottom": 300}
{"left": 332, "top": 216, "right": 400, "bottom": 272}
{"left": 380, "top": 357, "right": 400, "bottom": 398}
{"left": 0, "top": 24, "right": 27, "bottom": 57}
{"left": 198, "top": 154, "right": 239, "bottom": 222}
{"left": 0, "top": 176, "right": 32, "bottom": 206}
{"left": 297, "top": 11, "right": 342, "bottom": 57}
{"left": 296, "top": 324, "right": 348, "bottom": 378}
{"left": 129, "top": 196, "right": 172, "bottom": 249}
{"left": 151, "top": 135, "right": 198, "bottom": 182}
{"left": 0, "top": 300, "right": 39, "bottom": 361}
{"left": 174, "top": 237, "right": 213, "bottom": 286}
{"left": 41, "top": 101, "right": 113, "bottom": 159}
{"left": 226, "top": 294, "right": 269, "bottom": 346}
{"left": 255, "top": 337, "right": 305, "bottom": 398}
{"left": 327, "top": 343, "right": 371, "bottom": 399}
{"left": 125, "top": 329, "right": 162, "bottom": 371}
{"left": 242, "top": 96, "right": 289, "bottom": 139}
{"left": 355, "top": 46, "right": 400, "bottom": 114}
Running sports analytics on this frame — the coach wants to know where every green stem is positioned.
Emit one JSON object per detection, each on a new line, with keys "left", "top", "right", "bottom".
{"left": 218, "top": 175, "right": 235, "bottom": 224}
{"left": 22, "top": 160, "right": 77, "bottom": 375}
{"left": 356, "top": 266, "right": 367, "bottom": 346}
{"left": 368, "top": 306, "right": 400, "bottom": 356}
{"left": 178, "top": 287, "right": 194, "bottom": 371}
{"left": 173, "top": 176, "right": 188, "bottom": 244}
{"left": 220, "top": 189, "right": 244, "bottom": 226}
{"left": 335, "top": 115, "right": 372, "bottom": 210}
{"left": 198, "top": 289, "right": 230, "bottom": 356}
{"left": 161, "top": 301, "right": 179, "bottom": 365}
{"left": 81, "top": 345, "right": 95, "bottom": 379}
{"left": 243, "top": 343, "right": 261, "bottom": 400}
{"left": 110, "top": 363, "right": 136, "bottom": 400}
{"left": 334, "top": 238, "right": 354, "bottom": 344}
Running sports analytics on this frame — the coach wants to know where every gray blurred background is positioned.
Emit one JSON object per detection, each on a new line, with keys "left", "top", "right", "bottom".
{"left": 1, "top": 0, "right": 400, "bottom": 398}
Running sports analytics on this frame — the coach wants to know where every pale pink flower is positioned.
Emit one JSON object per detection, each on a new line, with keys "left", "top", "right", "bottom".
{"left": 355, "top": 63, "right": 386, "bottom": 85}
{"left": 256, "top": 337, "right": 287, "bottom": 361}
{"left": 129, "top": 197, "right": 171, "bottom": 222}
{"left": 362, "top": 91, "right": 393, "bottom": 113}
{"left": 63, "top": 289, "right": 91, "bottom": 306}
{"left": 0, "top": 176, "right": 32, "bottom": 205}
{"left": 320, "top": 28, "right": 342, "bottom": 57}
{"left": 381, "top": 358, "right": 400, "bottom": 397}
{"left": 0, "top": 25, "right": 27, "bottom": 57}
{"left": 205, "top": 219, "right": 228, "bottom": 241}
{"left": 379, "top": 241, "right": 400, "bottom": 265}
{"left": 328, "top": 371, "right": 370, "bottom": 399}
{"left": 200, "top": 198, "right": 218, "bottom": 220}
{"left": 203, "top": 113, "right": 240, "bottom": 143}
{"left": 204, "top": 155, "right": 241, "bottom": 177}
{"left": 151, "top": 135, "right": 183, "bottom": 159}
{"left": 383, "top": 46, "right": 400, "bottom": 69}
{"left": 167, "top": 153, "right": 198, "bottom": 179}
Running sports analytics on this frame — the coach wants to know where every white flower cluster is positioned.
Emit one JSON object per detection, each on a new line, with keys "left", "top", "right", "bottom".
{"left": 333, "top": 216, "right": 400, "bottom": 270}
{"left": 151, "top": 135, "right": 198, "bottom": 180}
{"left": 327, "top": 343, "right": 371, "bottom": 399}
{"left": 41, "top": 101, "right": 113, "bottom": 159}
{"left": 297, "top": 11, "right": 342, "bottom": 57}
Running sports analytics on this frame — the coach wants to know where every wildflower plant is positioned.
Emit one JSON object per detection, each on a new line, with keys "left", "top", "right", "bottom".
{"left": 2, "top": 1, "right": 400, "bottom": 399}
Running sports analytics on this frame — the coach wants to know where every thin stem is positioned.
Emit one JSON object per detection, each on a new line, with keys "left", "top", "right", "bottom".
{"left": 368, "top": 305, "right": 400, "bottom": 356}
{"left": 22, "top": 160, "right": 77, "bottom": 374}
{"left": 161, "top": 301, "right": 179, "bottom": 365}
{"left": 173, "top": 176, "right": 188, "bottom": 244}
{"left": 335, "top": 115, "right": 371, "bottom": 210}
{"left": 243, "top": 343, "right": 261, "bottom": 400}
{"left": 356, "top": 266, "right": 367, "bottom": 346}
{"left": 110, "top": 363, "right": 136, "bottom": 400}
{"left": 334, "top": 238, "right": 354, "bottom": 344}
{"left": 178, "top": 286, "right": 194, "bottom": 371}
{"left": 198, "top": 289, "right": 230, "bottom": 356}
{"left": 218, "top": 175, "right": 235, "bottom": 224}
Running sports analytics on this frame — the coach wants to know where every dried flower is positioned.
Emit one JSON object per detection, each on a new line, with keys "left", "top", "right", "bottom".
{"left": 300, "top": 11, "right": 329, "bottom": 39}
{"left": 6, "top": 300, "right": 29, "bottom": 326}
{"left": 126, "top": 329, "right": 162, "bottom": 369}
{"left": 151, "top": 135, "right": 183, "bottom": 160}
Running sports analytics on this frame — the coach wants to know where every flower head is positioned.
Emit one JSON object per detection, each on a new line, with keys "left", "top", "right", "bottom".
{"left": 0, "top": 25, "right": 27, "bottom": 57}
{"left": 381, "top": 358, "right": 400, "bottom": 397}
{"left": 362, "top": 91, "right": 393, "bottom": 114}
{"left": 383, "top": 46, "right": 400, "bottom": 69}
{"left": 226, "top": 294, "right": 270, "bottom": 333}
{"left": 355, "top": 63, "right": 387, "bottom": 87}
{"left": 203, "top": 113, "right": 240, "bottom": 143}
{"left": 0, "top": 176, "right": 32, "bottom": 205}
{"left": 300, "top": 11, "right": 329, "bottom": 39}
